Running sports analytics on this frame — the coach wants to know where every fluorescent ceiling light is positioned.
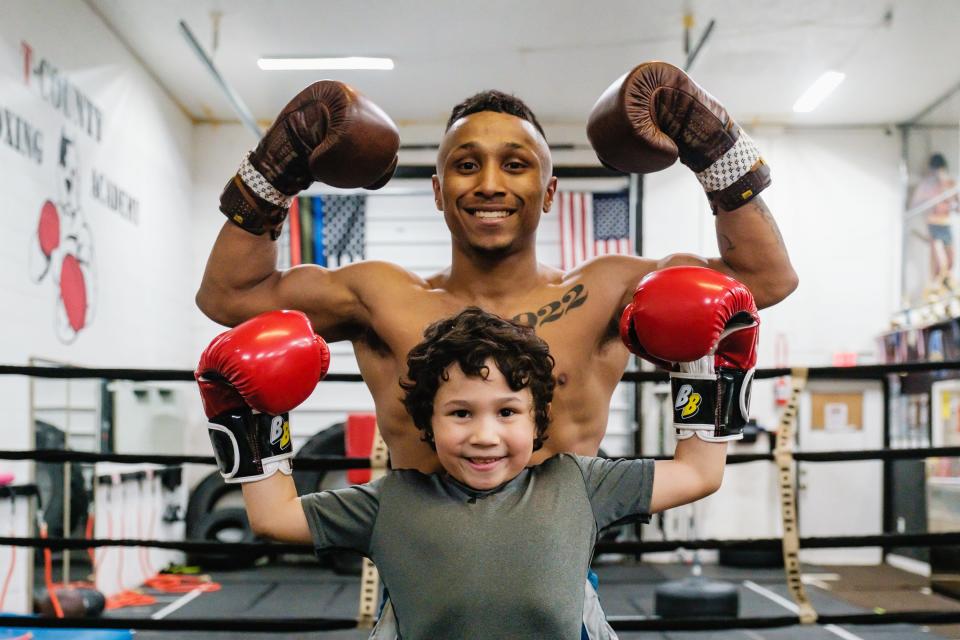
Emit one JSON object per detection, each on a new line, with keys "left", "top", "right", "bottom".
{"left": 257, "top": 57, "right": 394, "bottom": 71}
{"left": 793, "top": 71, "right": 845, "bottom": 113}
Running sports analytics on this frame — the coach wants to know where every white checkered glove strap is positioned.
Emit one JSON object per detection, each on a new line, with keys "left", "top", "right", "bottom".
{"left": 238, "top": 152, "right": 294, "bottom": 208}
{"left": 695, "top": 131, "right": 761, "bottom": 193}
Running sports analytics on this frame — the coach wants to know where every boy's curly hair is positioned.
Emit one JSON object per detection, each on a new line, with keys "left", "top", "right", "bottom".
{"left": 400, "top": 307, "right": 555, "bottom": 451}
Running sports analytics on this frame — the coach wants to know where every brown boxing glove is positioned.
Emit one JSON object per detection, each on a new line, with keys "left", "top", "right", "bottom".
{"left": 586, "top": 61, "right": 770, "bottom": 213}
{"left": 220, "top": 81, "right": 400, "bottom": 239}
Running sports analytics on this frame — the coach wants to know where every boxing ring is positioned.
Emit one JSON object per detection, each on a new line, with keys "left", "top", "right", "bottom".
{"left": 2, "top": 360, "right": 960, "bottom": 637}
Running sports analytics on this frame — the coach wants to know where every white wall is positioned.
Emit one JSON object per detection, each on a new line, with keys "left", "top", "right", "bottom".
{"left": 1, "top": 0, "right": 195, "bottom": 441}
{"left": 0, "top": 0, "right": 195, "bottom": 613}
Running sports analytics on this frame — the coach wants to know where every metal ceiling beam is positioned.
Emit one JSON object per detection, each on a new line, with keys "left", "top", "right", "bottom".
{"left": 901, "top": 76, "right": 960, "bottom": 127}
{"left": 684, "top": 19, "right": 715, "bottom": 73}
{"left": 179, "top": 20, "right": 262, "bottom": 138}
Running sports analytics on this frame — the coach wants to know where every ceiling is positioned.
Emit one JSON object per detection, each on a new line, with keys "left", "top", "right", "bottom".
{"left": 86, "top": 0, "right": 960, "bottom": 138}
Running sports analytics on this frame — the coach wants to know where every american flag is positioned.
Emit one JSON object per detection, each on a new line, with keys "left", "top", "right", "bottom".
{"left": 286, "top": 194, "right": 366, "bottom": 268}
{"left": 558, "top": 191, "right": 633, "bottom": 270}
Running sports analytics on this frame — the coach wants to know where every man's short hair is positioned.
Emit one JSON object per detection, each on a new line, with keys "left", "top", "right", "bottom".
{"left": 930, "top": 153, "right": 949, "bottom": 171}
{"left": 401, "top": 307, "right": 555, "bottom": 451}
{"left": 445, "top": 90, "right": 547, "bottom": 140}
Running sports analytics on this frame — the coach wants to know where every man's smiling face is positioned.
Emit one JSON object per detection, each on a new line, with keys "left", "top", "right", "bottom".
{"left": 433, "top": 111, "right": 556, "bottom": 257}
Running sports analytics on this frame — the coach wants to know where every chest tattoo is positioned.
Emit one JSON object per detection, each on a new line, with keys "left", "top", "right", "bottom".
{"left": 512, "top": 284, "right": 588, "bottom": 328}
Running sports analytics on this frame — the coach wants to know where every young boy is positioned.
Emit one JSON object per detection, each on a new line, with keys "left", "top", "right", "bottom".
{"left": 196, "top": 267, "right": 758, "bottom": 639}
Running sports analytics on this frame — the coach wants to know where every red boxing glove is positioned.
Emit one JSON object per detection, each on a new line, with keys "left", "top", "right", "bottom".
{"left": 620, "top": 266, "right": 759, "bottom": 441}
{"left": 587, "top": 61, "right": 770, "bottom": 214}
{"left": 196, "top": 310, "right": 330, "bottom": 482}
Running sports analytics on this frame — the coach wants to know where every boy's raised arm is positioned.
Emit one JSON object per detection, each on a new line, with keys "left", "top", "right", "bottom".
{"left": 195, "top": 309, "right": 330, "bottom": 544}
{"left": 618, "top": 266, "right": 759, "bottom": 513}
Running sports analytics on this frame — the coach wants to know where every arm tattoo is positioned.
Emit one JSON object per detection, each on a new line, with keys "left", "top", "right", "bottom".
{"left": 512, "top": 284, "right": 589, "bottom": 328}
{"left": 719, "top": 233, "right": 736, "bottom": 253}
{"left": 755, "top": 199, "right": 786, "bottom": 248}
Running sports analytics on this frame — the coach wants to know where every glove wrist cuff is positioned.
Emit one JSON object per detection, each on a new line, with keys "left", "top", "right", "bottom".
{"left": 207, "top": 411, "right": 294, "bottom": 483}
{"left": 219, "top": 171, "right": 289, "bottom": 241}
{"left": 693, "top": 129, "right": 771, "bottom": 214}
{"left": 239, "top": 152, "right": 296, "bottom": 207}
{"left": 671, "top": 368, "right": 754, "bottom": 442}
{"left": 706, "top": 160, "right": 771, "bottom": 214}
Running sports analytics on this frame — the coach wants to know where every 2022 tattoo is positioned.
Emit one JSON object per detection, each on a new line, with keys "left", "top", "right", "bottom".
{"left": 512, "top": 284, "right": 588, "bottom": 327}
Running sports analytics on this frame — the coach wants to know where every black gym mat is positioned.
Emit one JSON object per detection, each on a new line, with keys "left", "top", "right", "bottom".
{"left": 93, "top": 560, "right": 955, "bottom": 640}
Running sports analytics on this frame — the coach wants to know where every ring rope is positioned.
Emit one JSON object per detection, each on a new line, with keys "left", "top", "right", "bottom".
{"left": 4, "top": 359, "right": 960, "bottom": 382}
{"left": 6, "top": 444, "right": 960, "bottom": 469}
{"left": 7, "top": 529, "right": 960, "bottom": 555}
{"left": 774, "top": 367, "right": 815, "bottom": 624}
{"left": 5, "top": 609, "right": 960, "bottom": 633}
{"left": 357, "top": 424, "right": 389, "bottom": 629}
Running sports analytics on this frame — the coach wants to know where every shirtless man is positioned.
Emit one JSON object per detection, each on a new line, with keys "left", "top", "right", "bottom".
{"left": 196, "top": 61, "right": 797, "bottom": 474}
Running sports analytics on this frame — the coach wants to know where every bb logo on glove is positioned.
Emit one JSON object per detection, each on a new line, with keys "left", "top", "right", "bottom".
{"left": 269, "top": 415, "right": 291, "bottom": 449}
{"left": 675, "top": 384, "right": 702, "bottom": 420}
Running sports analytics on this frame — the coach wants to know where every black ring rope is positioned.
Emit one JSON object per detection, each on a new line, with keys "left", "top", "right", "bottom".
{"left": 3, "top": 609, "right": 960, "bottom": 633}
{"left": 0, "top": 364, "right": 363, "bottom": 383}
{"left": 4, "top": 445, "right": 960, "bottom": 470}
{"left": 0, "top": 448, "right": 371, "bottom": 470}
{"left": 4, "top": 359, "right": 960, "bottom": 383}
{"left": 3, "top": 530, "right": 960, "bottom": 555}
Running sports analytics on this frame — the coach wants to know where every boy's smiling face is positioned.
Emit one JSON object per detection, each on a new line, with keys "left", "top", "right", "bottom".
{"left": 431, "top": 359, "right": 537, "bottom": 490}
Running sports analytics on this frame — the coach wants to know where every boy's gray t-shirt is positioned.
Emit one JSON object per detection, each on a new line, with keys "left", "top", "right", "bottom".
{"left": 300, "top": 453, "right": 654, "bottom": 640}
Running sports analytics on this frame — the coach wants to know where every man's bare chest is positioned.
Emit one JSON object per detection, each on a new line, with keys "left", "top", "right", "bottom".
{"left": 355, "top": 283, "right": 622, "bottom": 389}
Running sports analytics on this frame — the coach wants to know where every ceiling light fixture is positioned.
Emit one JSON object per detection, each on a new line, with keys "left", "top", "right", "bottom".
{"left": 792, "top": 71, "right": 846, "bottom": 113}
{"left": 257, "top": 57, "right": 394, "bottom": 71}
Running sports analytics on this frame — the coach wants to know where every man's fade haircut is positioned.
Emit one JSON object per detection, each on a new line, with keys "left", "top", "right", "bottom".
{"left": 445, "top": 90, "right": 547, "bottom": 140}
{"left": 400, "top": 307, "right": 555, "bottom": 452}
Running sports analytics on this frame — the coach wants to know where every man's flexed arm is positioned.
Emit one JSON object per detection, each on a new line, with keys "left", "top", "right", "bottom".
{"left": 196, "top": 81, "right": 399, "bottom": 332}
{"left": 197, "top": 223, "right": 367, "bottom": 339}
{"left": 588, "top": 61, "right": 797, "bottom": 309}
{"left": 654, "top": 196, "right": 796, "bottom": 310}
{"left": 711, "top": 196, "right": 796, "bottom": 309}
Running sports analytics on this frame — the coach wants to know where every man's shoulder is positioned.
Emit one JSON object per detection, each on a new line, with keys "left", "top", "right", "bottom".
{"left": 343, "top": 260, "right": 428, "bottom": 286}
{"left": 570, "top": 254, "right": 657, "bottom": 280}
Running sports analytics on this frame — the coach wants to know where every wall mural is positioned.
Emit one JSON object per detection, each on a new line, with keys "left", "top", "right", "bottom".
{"left": 28, "top": 130, "right": 97, "bottom": 343}
{"left": 15, "top": 41, "right": 140, "bottom": 344}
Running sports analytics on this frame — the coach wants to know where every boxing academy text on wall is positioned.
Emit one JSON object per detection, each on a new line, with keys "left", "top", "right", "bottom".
{"left": 21, "top": 41, "right": 140, "bottom": 226}
{"left": 0, "top": 106, "right": 42, "bottom": 164}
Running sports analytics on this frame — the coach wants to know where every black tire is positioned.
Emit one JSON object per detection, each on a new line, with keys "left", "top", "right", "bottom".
{"left": 34, "top": 420, "right": 88, "bottom": 538}
{"left": 188, "top": 508, "right": 261, "bottom": 570}
{"left": 294, "top": 423, "right": 363, "bottom": 574}
{"left": 293, "top": 422, "right": 346, "bottom": 495}
{"left": 185, "top": 471, "right": 239, "bottom": 539}
{"left": 654, "top": 576, "right": 739, "bottom": 618}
